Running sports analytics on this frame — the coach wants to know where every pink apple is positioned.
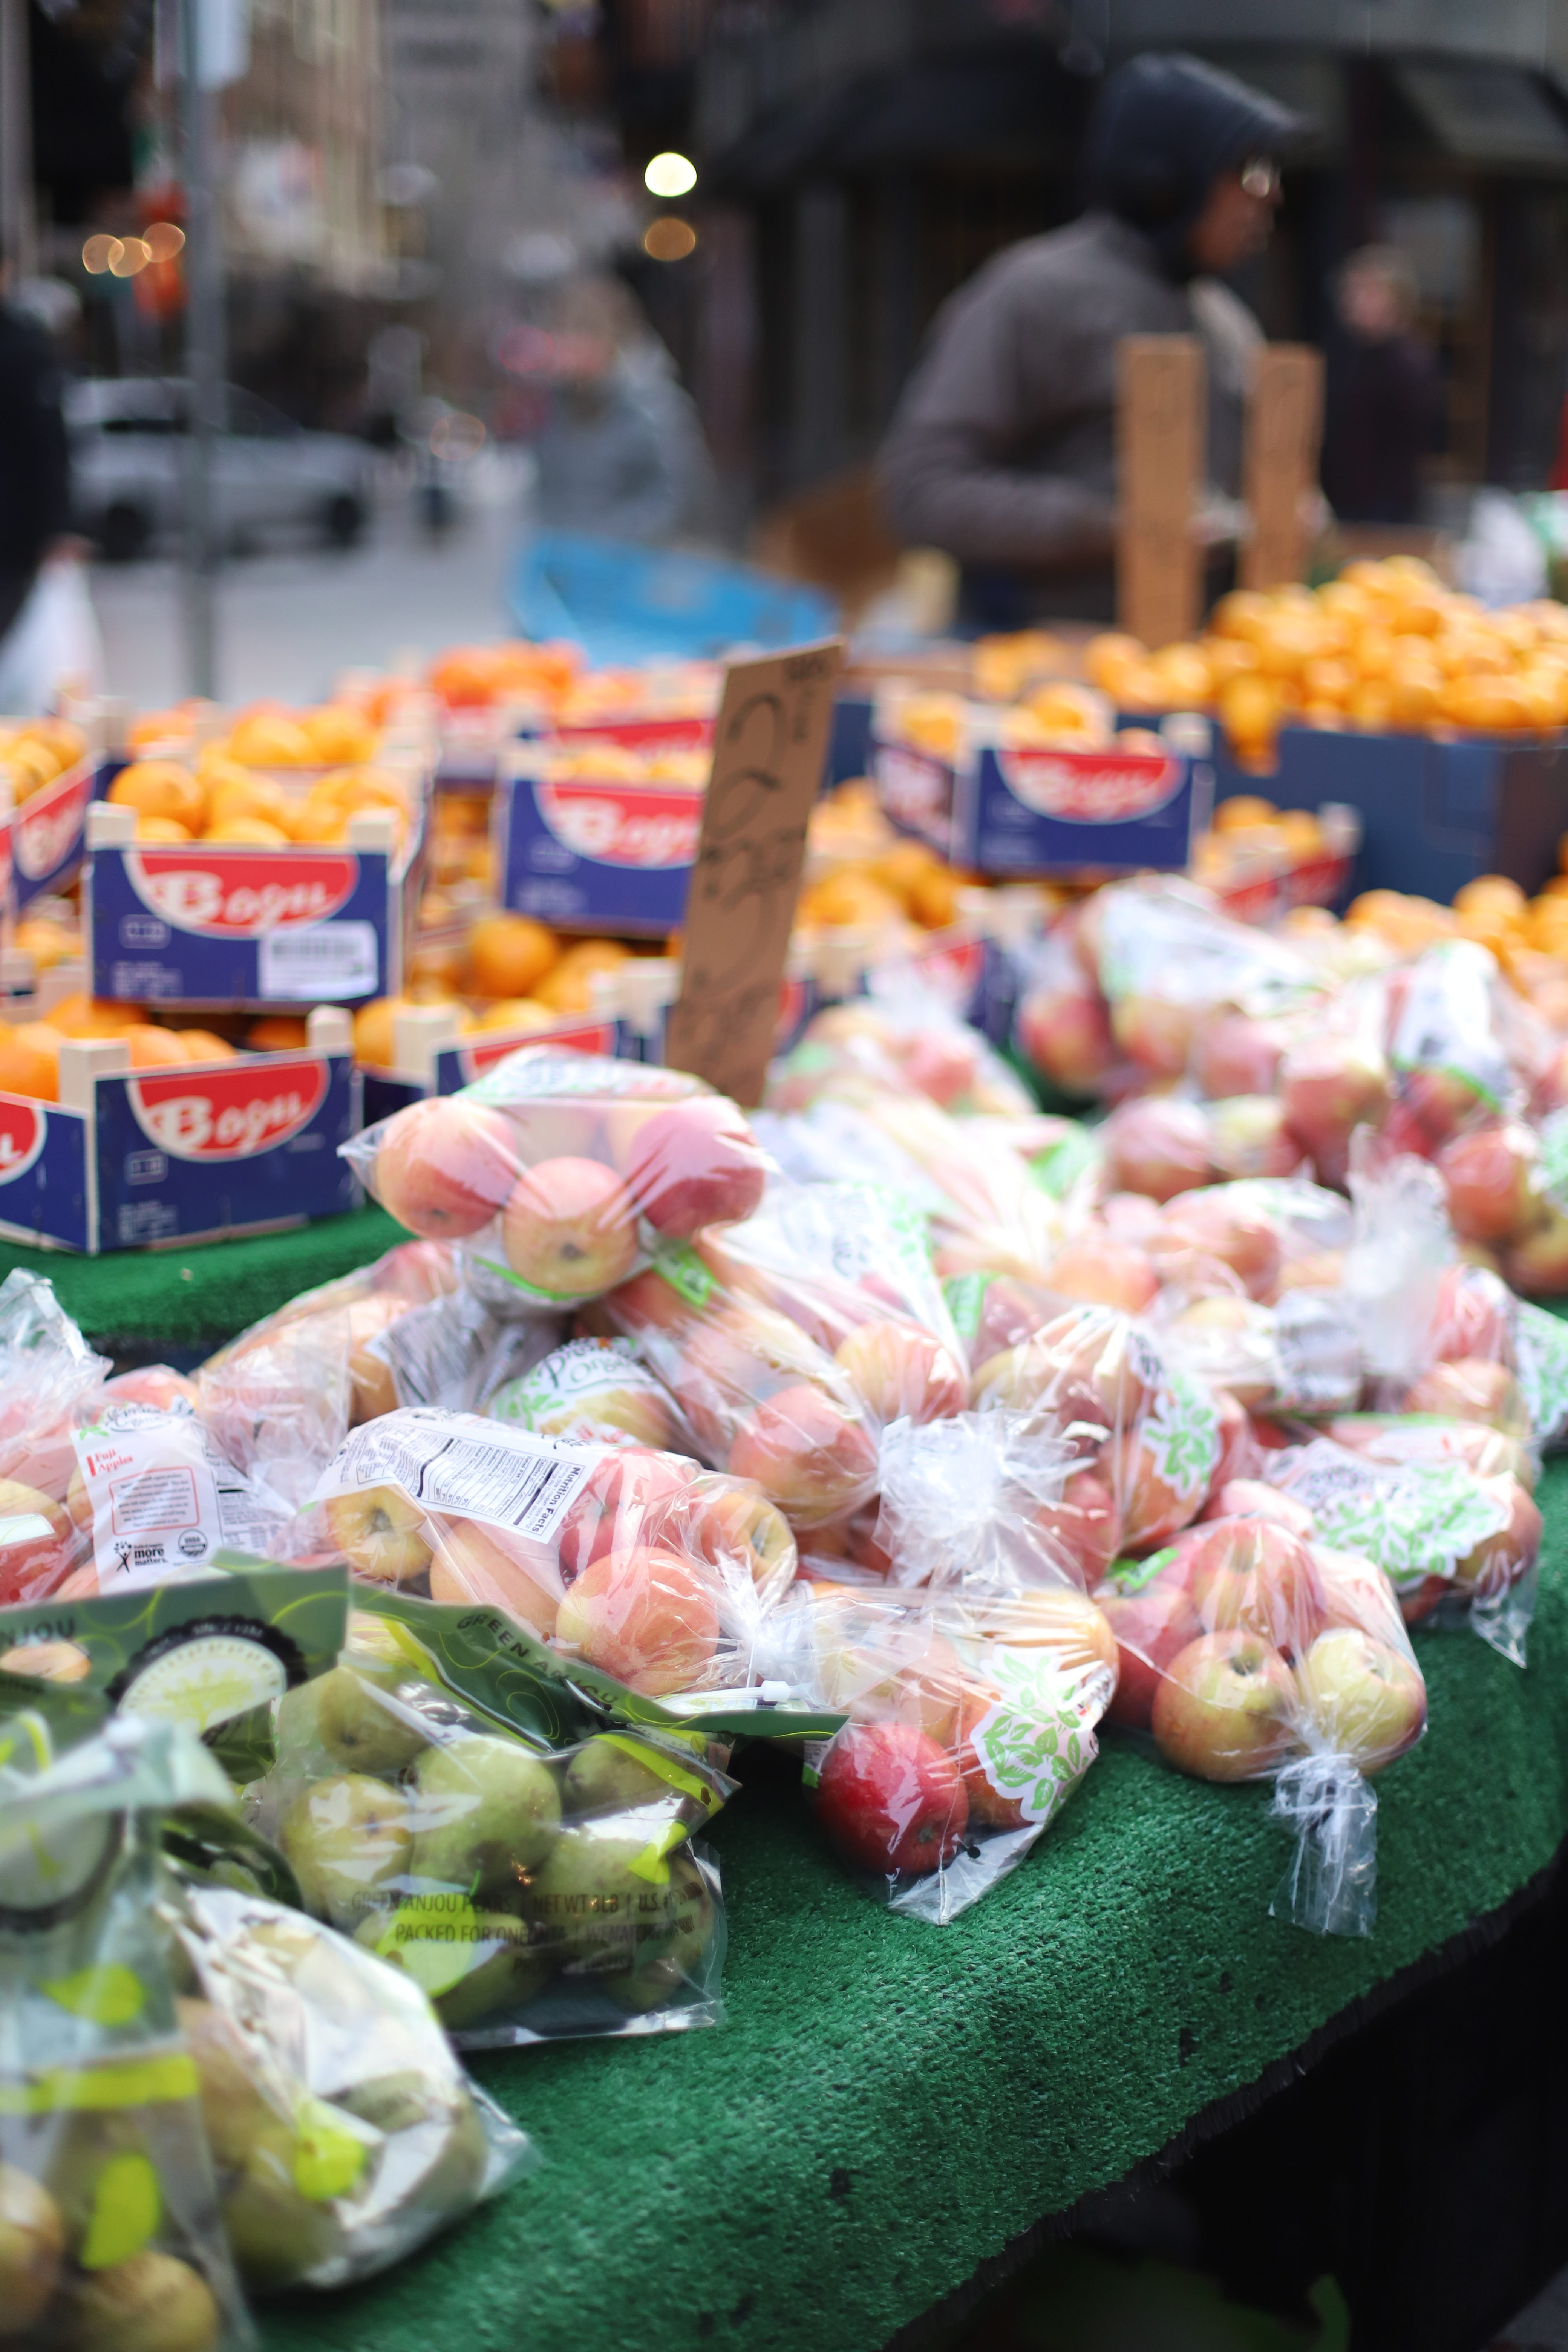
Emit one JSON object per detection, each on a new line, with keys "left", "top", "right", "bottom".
{"left": 1431, "top": 1263, "right": 1514, "bottom": 1363}
{"left": 1044, "top": 1237, "right": 1159, "bottom": 1315}
{"left": 1294, "top": 1627, "right": 1425, "bottom": 1771}
{"left": 0, "top": 1480, "right": 78, "bottom": 1606}
{"left": 1200, "top": 1478, "right": 1316, "bottom": 1537}
{"left": 1151, "top": 1629, "right": 1298, "bottom": 1781}
{"left": 1402, "top": 1357, "right": 1530, "bottom": 1440}
{"left": 601, "top": 1266, "right": 698, "bottom": 1339}
{"left": 1034, "top": 1464, "right": 1120, "bottom": 1587}
{"left": 726, "top": 1384, "right": 878, "bottom": 1521}
{"left": 1402, "top": 1066, "right": 1483, "bottom": 1148}
{"left": 1102, "top": 1427, "right": 1207, "bottom": 1551}
{"left": 685, "top": 1479, "right": 798, "bottom": 1594}
{"left": 1279, "top": 1038, "right": 1390, "bottom": 1183}
{"left": 1436, "top": 1121, "right": 1542, "bottom": 1246}
{"left": 1110, "top": 992, "right": 1196, "bottom": 1080}
{"left": 1192, "top": 1011, "right": 1286, "bottom": 1101}
{"left": 1454, "top": 1477, "right": 1541, "bottom": 1597}
{"left": 1159, "top": 1191, "right": 1282, "bottom": 1299}
{"left": 963, "top": 1274, "right": 1054, "bottom": 1365}
{"left": 553, "top": 1542, "right": 720, "bottom": 1694}
{"left": 1505, "top": 1209, "right": 1568, "bottom": 1297}
{"left": 1184, "top": 1516, "right": 1324, "bottom": 1653}
{"left": 99, "top": 1366, "right": 198, "bottom": 1412}
{"left": 373, "top": 1096, "right": 519, "bottom": 1239}
{"left": 427, "top": 1514, "right": 563, "bottom": 1638}
{"left": 832, "top": 1319, "right": 967, "bottom": 1425}
{"left": 501, "top": 1156, "right": 639, "bottom": 1298}
{"left": 1204, "top": 1391, "right": 1261, "bottom": 1505}
{"left": 556, "top": 1449, "right": 695, "bottom": 1581}
{"left": 1101, "top": 1097, "right": 1212, "bottom": 1202}
{"left": 1017, "top": 986, "right": 1115, "bottom": 1096}
{"left": 956, "top": 1681, "right": 1028, "bottom": 1828}
{"left": 617, "top": 1096, "right": 767, "bottom": 1238}
{"left": 815, "top": 1721, "right": 969, "bottom": 1876}
{"left": 1206, "top": 1095, "right": 1306, "bottom": 1182}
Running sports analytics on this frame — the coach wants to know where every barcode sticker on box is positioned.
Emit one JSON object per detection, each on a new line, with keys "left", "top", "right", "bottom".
{"left": 314, "top": 1407, "right": 600, "bottom": 1542}
{"left": 258, "top": 919, "right": 378, "bottom": 1001}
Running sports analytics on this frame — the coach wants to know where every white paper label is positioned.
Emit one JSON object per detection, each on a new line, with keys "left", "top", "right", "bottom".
{"left": 367, "top": 1294, "right": 496, "bottom": 1410}
{"left": 73, "top": 1404, "right": 280, "bottom": 1589}
{"left": 315, "top": 1407, "right": 598, "bottom": 1542}
{"left": 257, "top": 919, "right": 378, "bottom": 1001}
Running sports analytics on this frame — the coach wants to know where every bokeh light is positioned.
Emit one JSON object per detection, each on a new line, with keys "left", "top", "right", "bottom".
{"left": 644, "top": 152, "right": 697, "bottom": 199}
{"left": 643, "top": 217, "right": 697, "bottom": 262}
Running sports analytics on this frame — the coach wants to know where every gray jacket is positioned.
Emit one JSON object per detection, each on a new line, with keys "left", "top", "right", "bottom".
{"left": 878, "top": 212, "right": 1260, "bottom": 614}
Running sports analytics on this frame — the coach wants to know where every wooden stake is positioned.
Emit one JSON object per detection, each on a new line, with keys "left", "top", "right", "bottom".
{"left": 1243, "top": 344, "right": 1324, "bottom": 591}
{"left": 1116, "top": 335, "right": 1204, "bottom": 649}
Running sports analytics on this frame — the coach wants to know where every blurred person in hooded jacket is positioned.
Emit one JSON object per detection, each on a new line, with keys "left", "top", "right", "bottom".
{"left": 0, "top": 265, "right": 72, "bottom": 648}
{"left": 877, "top": 53, "right": 1305, "bottom": 628}
{"left": 528, "top": 277, "right": 716, "bottom": 543}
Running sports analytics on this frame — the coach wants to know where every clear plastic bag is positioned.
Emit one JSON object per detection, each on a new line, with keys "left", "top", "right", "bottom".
{"left": 1095, "top": 1515, "right": 1426, "bottom": 1934}
{"left": 0, "top": 1271, "right": 109, "bottom": 1606}
{"left": 58, "top": 1400, "right": 287, "bottom": 1599}
{"left": 788, "top": 1580, "right": 1115, "bottom": 1920}
{"left": 969, "top": 1306, "right": 1223, "bottom": 1562}
{"left": 1090, "top": 877, "right": 1319, "bottom": 1087}
{"left": 245, "top": 1611, "right": 730, "bottom": 2043}
{"left": 341, "top": 1050, "right": 768, "bottom": 1312}
{"left": 163, "top": 1880, "right": 533, "bottom": 2288}
{"left": 487, "top": 1334, "right": 698, "bottom": 1451}
{"left": 772, "top": 987, "right": 1034, "bottom": 1120}
{"left": 309, "top": 1408, "right": 796, "bottom": 1702}
{"left": 0, "top": 1706, "right": 256, "bottom": 2350}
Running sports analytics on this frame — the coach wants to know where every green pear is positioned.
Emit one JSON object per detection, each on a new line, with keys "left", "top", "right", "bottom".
{"left": 280, "top": 1774, "right": 413, "bottom": 1928}
{"left": 357, "top": 1905, "right": 550, "bottom": 2030}
{"left": 409, "top": 1735, "right": 559, "bottom": 1892}
{"left": 525, "top": 1828, "right": 687, "bottom": 1976}
{"left": 602, "top": 1852, "right": 718, "bottom": 2014}
{"left": 0, "top": 2161, "right": 63, "bottom": 2335}
{"left": 561, "top": 1735, "right": 678, "bottom": 1820}
{"left": 220, "top": 2125, "right": 337, "bottom": 2291}
{"left": 314, "top": 1665, "right": 431, "bottom": 1778}
{"left": 69, "top": 2250, "right": 220, "bottom": 2352}
{"left": 174, "top": 1998, "right": 271, "bottom": 2173}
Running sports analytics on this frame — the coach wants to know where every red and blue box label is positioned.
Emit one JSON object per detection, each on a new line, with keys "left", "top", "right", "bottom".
{"left": 0, "top": 1050, "right": 359, "bottom": 1252}
{"left": 7, "top": 757, "right": 96, "bottom": 910}
{"left": 874, "top": 730, "right": 1208, "bottom": 874}
{"left": 87, "top": 844, "right": 393, "bottom": 1008}
{"left": 496, "top": 772, "right": 702, "bottom": 933}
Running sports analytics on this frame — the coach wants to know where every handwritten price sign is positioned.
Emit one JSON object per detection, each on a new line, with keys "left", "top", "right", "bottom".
{"left": 663, "top": 637, "right": 844, "bottom": 1106}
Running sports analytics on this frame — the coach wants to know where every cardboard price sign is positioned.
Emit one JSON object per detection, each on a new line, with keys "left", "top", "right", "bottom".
{"left": 1242, "top": 343, "right": 1324, "bottom": 591}
{"left": 1116, "top": 335, "right": 1204, "bottom": 651}
{"left": 664, "top": 638, "right": 844, "bottom": 1106}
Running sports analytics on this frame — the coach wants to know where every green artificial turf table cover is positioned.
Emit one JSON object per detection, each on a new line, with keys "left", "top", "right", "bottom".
{"left": 9, "top": 1214, "right": 1566, "bottom": 2351}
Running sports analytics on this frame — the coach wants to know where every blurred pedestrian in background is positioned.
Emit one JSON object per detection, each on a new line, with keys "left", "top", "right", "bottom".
{"left": 0, "top": 263, "right": 100, "bottom": 712}
{"left": 1321, "top": 245, "right": 1445, "bottom": 525}
{"left": 877, "top": 52, "right": 1305, "bottom": 629}
{"left": 529, "top": 277, "right": 715, "bottom": 543}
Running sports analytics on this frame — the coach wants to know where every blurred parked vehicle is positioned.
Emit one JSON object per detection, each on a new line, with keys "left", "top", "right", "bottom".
{"left": 66, "top": 377, "right": 375, "bottom": 561}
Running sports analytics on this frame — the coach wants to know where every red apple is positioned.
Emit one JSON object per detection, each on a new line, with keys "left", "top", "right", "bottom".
{"left": 1453, "top": 1478, "right": 1541, "bottom": 1597}
{"left": 955, "top": 1681, "right": 1027, "bottom": 1828}
{"left": 815, "top": 1720, "right": 969, "bottom": 1875}
{"left": 556, "top": 1449, "right": 695, "bottom": 1581}
{"left": 617, "top": 1096, "right": 767, "bottom": 1238}
{"left": 1192, "top": 1011, "right": 1286, "bottom": 1101}
{"left": 962, "top": 1275, "right": 1054, "bottom": 1365}
{"left": 1098, "top": 1561, "right": 1204, "bottom": 1730}
{"left": 1151, "top": 1629, "right": 1298, "bottom": 1781}
{"left": 1200, "top": 1478, "right": 1316, "bottom": 1537}
{"left": 1017, "top": 987, "right": 1115, "bottom": 1096}
{"left": 1436, "top": 1121, "right": 1542, "bottom": 1246}
{"left": 1205, "top": 1390, "right": 1260, "bottom": 1504}
{"left": 1101, "top": 1097, "right": 1213, "bottom": 1202}
{"left": 1044, "top": 1238, "right": 1159, "bottom": 1315}
{"left": 99, "top": 1366, "right": 198, "bottom": 1412}
{"left": 1184, "top": 1516, "right": 1324, "bottom": 1653}
{"left": 1034, "top": 1464, "right": 1120, "bottom": 1588}
{"left": 1294, "top": 1627, "right": 1425, "bottom": 1771}
{"left": 1205, "top": 1096, "right": 1305, "bottom": 1182}
{"left": 553, "top": 1542, "right": 720, "bottom": 1694}
{"left": 726, "top": 1385, "right": 878, "bottom": 1521}
{"left": 345, "top": 1294, "right": 412, "bottom": 1424}
{"left": 685, "top": 1479, "right": 798, "bottom": 1594}
{"left": 1431, "top": 1263, "right": 1514, "bottom": 1364}
{"left": 1505, "top": 1210, "right": 1568, "bottom": 1297}
{"left": 1402, "top": 1066, "right": 1483, "bottom": 1148}
{"left": 373, "top": 1097, "right": 518, "bottom": 1239}
{"left": 832, "top": 1319, "right": 967, "bottom": 1426}
{"left": 501, "top": 1157, "right": 639, "bottom": 1298}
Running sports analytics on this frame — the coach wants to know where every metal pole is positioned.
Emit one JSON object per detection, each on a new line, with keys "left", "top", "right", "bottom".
{"left": 0, "top": 0, "right": 38, "bottom": 282}
{"left": 178, "top": 0, "right": 221, "bottom": 697}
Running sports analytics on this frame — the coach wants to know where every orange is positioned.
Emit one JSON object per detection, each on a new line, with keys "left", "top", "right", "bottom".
{"left": 1455, "top": 875, "right": 1526, "bottom": 918}
{"left": 13, "top": 918, "right": 76, "bottom": 972}
{"left": 0, "top": 1023, "right": 60, "bottom": 1100}
{"left": 1210, "top": 591, "right": 1276, "bottom": 646}
{"left": 1351, "top": 625, "right": 1395, "bottom": 680}
{"left": 407, "top": 944, "right": 463, "bottom": 1000}
{"left": 466, "top": 911, "right": 560, "bottom": 1000}
{"left": 225, "top": 711, "right": 316, "bottom": 767}
{"left": 533, "top": 938, "right": 632, "bottom": 1014}
{"left": 1144, "top": 643, "right": 1212, "bottom": 705}
{"left": 1254, "top": 611, "right": 1326, "bottom": 678}
{"left": 121, "top": 1025, "right": 189, "bottom": 1070}
{"left": 108, "top": 760, "right": 206, "bottom": 832}
{"left": 1217, "top": 672, "right": 1279, "bottom": 746}
{"left": 1301, "top": 657, "right": 1355, "bottom": 707}
{"left": 1212, "top": 795, "right": 1277, "bottom": 834}
{"left": 1276, "top": 810, "right": 1322, "bottom": 856}
{"left": 1346, "top": 679, "right": 1393, "bottom": 727}
{"left": 301, "top": 705, "right": 378, "bottom": 765}
{"left": 248, "top": 1017, "right": 308, "bottom": 1052}
{"left": 178, "top": 1029, "right": 238, "bottom": 1061}
{"left": 205, "top": 775, "right": 291, "bottom": 830}
{"left": 1516, "top": 669, "right": 1567, "bottom": 731}
{"left": 1199, "top": 636, "right": 1260, "bottom": 691}
{"left": 1449, "top": 677, "right": 1532, "bottom": 733}
{"left": 351, "top": 997, "right": 410, "bottom": 1065}
{"left": 136, "top": 817, "right": 192, "bottom": 844}
{"left": 49, "top": 996, "right": 142, "bottom": 1040}
{"left": 461, "top": 999, "right": 556, "bottom": 1035}
{"left": 204, "top": 817, "right": 290, "bottom": 847}
{"left": 1386, "top": 663, "right": 1442, "bottom": 730}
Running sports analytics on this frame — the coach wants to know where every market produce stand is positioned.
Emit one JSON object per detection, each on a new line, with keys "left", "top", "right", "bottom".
{"left": 12, "top": 1222, "right": 1568, "bottom": 2350}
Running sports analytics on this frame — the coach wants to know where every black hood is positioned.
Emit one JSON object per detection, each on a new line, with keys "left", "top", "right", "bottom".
{"left": 1083, "top": 52, "right": 1307, "bottom": 282}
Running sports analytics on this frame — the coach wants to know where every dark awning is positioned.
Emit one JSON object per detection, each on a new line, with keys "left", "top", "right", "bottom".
{"left": 1394, "top": 61, "right": 1568, "bottom": 171}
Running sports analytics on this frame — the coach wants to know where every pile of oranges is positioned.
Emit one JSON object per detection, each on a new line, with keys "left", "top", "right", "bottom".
{"left": 1083, "top": 558, "right": 1568, "bottom": 767}
{"left": 1345, "top": 865, "right": 1568, "bottom": 1034}
{"left": 426, "top": 642, "right": 581, "bottom": 712}
{"left": 0, "top": 720, "right": 87, "bottom": 803}
{"left": 0, "top": 996, "right": 241, "bottom": 1102}
{"left": 107, "top": 699, "right": 412, "bottom": 851}
{"left": 353, "top": 915, "right": 645, "bottom": 1068}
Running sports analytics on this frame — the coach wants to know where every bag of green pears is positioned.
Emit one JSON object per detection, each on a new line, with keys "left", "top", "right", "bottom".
{"left": 244, "top": 1602, "right": 731, "bottom": 2045}
{"left": 0, "top": 1705, "right": 254, "bottom": 2352}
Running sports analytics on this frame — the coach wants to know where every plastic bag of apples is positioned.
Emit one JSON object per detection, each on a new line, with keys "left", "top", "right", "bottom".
{"left": 245, "top": 1609, "right": 732, "bottom": 2045}
{"left": 1096, "top": 1512, "right": 1427, "bottom": 1935}
{"left": 306, "top": 1406, "right": 801, "bottom": 1705}
{"left": 344, "top": 1049, "right": 769, "bottom": 1312}
{"left": 786, "top": 1579, "right": 1116, "bottom": 1921}
{"left": 0, "top": 1271, "right": 286, "bottom": 1606}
